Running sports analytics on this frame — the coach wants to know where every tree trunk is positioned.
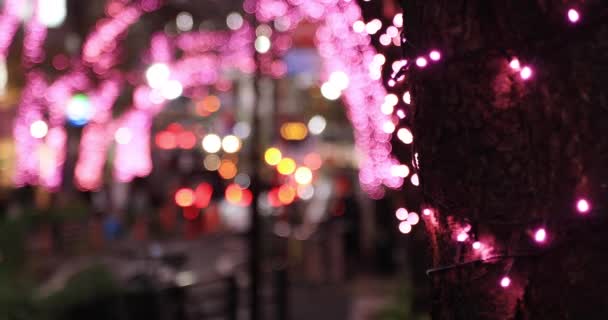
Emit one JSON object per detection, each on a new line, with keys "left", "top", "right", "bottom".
{"left": 399, "top": 1, "right": 608, "bottom": 319}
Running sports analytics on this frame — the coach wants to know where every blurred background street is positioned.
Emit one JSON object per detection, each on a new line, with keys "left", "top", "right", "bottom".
{"left": 0, "top": 0, "right": 429, "bottom": 319}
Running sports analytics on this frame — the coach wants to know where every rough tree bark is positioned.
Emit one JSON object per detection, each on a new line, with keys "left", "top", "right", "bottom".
{"left": 399, "top": 1, "right": 608, "bottom": 319}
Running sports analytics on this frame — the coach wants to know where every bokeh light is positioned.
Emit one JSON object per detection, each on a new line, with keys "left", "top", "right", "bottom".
{"left": 219, "top": 159, "right": 237, "bottom": 179}
{"left": 277, "top": 157, "right": 296, "bottom": 175}
{"left": 278, "top": 185, "right": 296, "bottom": 205}
{"left": 204, "top": 154, "right": 221, "bottom": 171}
{"left": 265, "top": 147, "right": 282, "bottom": 166}
{"left": 30, "top": 120, "right": 48, "bottom": 139}
{"left": 222, "top": 135, "right": 241, "bottom": 153}
{"left": 308, "top": 115, "right": 327, "bottom": 135}
{"left": 320, "top": 82, "right": 341, "bottom": 100}
{"left": 399, "top": 221, "right": 412, "bottom": 234}
{"left": 202, "top": 134, "right": 222, "bottom": 153}
{"left": 255, "top": 35, "right": 271, "bottom": 53}
{"left": 175, "top": 188, "right": 195, "bottom": 207}
{"left": 294, "top": 166, "right": 313, "bottom": 185}
{"left": 146, "top": 63, "right": 170, "bottom": 89}
{"left": 226, "top": 12, "right": 243, "bottom": 30}
{"left": 280, "top": 122, "right": 308, "bottom": 140}
{"left": 66, "top": 93, "right": 93, "bottom": 126}
{"left": 396, "top": 207, "right": 408, "bottom": 220}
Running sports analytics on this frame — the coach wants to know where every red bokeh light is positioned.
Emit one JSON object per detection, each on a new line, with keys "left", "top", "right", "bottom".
{"left": 194, "top": 183, "right": 213, "bottom": 208}
{"left": 303, "top": 152, "right": 323, "bottom": 170}
{"left": 225, "top": 183, "right": 243, "bottom": 205}
{"left": 268, "top": 188, "right": 282, "bottom": 207}
{"left": 156, "top": 131, "right": 176, "bottom": 149}
{"left": 225, "top": 183, "right": 253, "bottom": 207}
{"left": 177, "top": 131, "right": 196, "bottom": 149}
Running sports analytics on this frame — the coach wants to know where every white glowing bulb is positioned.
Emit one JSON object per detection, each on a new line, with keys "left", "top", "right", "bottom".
{"left": 381, "top": 103, "right": 394, "bottom": 115}
{"left": 383, "top": 94, "right": 397, "bottom": 107}
{"left": 202, "top": 134, "right": 222, "bottom": 153}
{"left": 397, "top": 128, "right": 413, "bottom": 144}
{"left": 520, "top": 66, "right": 533, "bottom": 80}
{"left": 308, "top": 115, "right": 327, "bottom": 135}
{"left": 576, "top": 198, "right": 590, "bottom": 214}
{"left": 457, "top": 232, "right": 468, "bottom": 242}
{"left": 38, "top": 0, "right": 66, "bottom": 28}
{"left": 373, "top": 54, "right": 386, "bottom": 65}
{"left": 393, "top": 13, "right": 403, "bottom": 28}
{"left": 429, "top": 50, "right": 441, "bottom": 61}
{"left": 114, "top": 127, "right": 132, "bottom": 145}
{"left": 222, "top": 135, "right": 241, "bottom": 153}
{"left": 399, "top": 221, "right": 412, "bottom": 234}
{"left": 410, "top": 173, "right": 420, "bottom": 186}
{"left": 395, "top": 208, "right": 408, "bottom": 220}
{"left": 500, "top": 276, "right": 511, "bottom": 288}
{"left": 387, "top": 79, "right": 396, "bottom": 87}
{"left": 407, "top": 212, "right": 420, "bottom": 225}
{"left": 396, "top": 110, "right": 406, "bottom": 119}
{"left": 472, "top": 241, "right": 482, "bottom": 250}
{"left": 386, "top": 26, "right": 399, "bottom": 38}
{"left": 403, "top": 91, "right": 411, "bottom": 104}
{"left": 416, "top": 57, "right": 428, "bottom": 68}
{"left": 379, "top": 34, "right": 391, "bottom": 46}
{"left": 392, "top": 60, "right": 407, "bottom": 73}
{"left": 534, "top": 228, "right": 547, "bottom": 243}
{"left": 365, "top": 19, "right": 382, "bottom": 35}
{"left": 226, "top": 12, "right": 244, "bottom": 30}
{"left": 567, "top": 9, "right": 580, "bottom": 23}
{"left": 320, "top": 82, "right": 341, "bottom": 100}
{"left": 176, "top": 12, "right": 193, "bottom": 32}
{"left": 509, "top": 58, "right": 521, "bottom": 70}
{"left": 161, "top": 80, "right": 183, "bottom": 100}
{"left": 30, "top": 120, "right": 48, "bottom": 139}
{"left": 353, "top": 20, "right": 365, "bottom": 33}
{"left": 255, "top": 36, "right": 271, "bottom": 53}
{"left": 329, "top": 71, "right": 350, "bottom": 90}
{"left": 423, "top": 208, "right": 433, "bottom": 216}
{"left": 146, "top": 63, "right": 171, "bottom": 89}
{"left": 382, "top": 121, "right": 396, "bottom": 134}
{"left": 391, "top": 164, "right": 410, "bottom": 178}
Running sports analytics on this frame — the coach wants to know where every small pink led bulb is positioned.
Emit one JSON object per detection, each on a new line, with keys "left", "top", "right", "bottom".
{"left": 472, "top": 241, "right": 482, "bottom": 250}
{"left": 520, "top": 66, "right": 533, "bottom": 80}
{"left": 500, "top": 276, "right": 511, "bottom": 288}
{"left": 415, "top": 57, "right": 427, "bottom": 68}
{"left": 509, "top": 58, "right": 521, "bottom": 70}
{"left": 534, "top": 228, "right": 547, "bottom": 243}
{"left": 576, "top": 198, "right": 590, "bottom": 214}
{"left": 456, "top": 232, "right": 468, "bottom": 242}
{"left": 567, "top": 9, "right": 580, "bottom": 23}
{"left": 422, "top": 208, "right": 433, "bottom": 216}
{"left": 429, "top": 50, "right": 441, "bottom": 61}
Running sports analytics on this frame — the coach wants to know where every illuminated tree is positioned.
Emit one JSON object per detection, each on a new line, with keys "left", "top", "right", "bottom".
{"left": 396, "top": 0, "right": 608, "bottom": 318}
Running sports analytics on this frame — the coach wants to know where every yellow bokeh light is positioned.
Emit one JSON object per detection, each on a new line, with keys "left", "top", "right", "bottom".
{"left": 280, "top": 122, "right": 308, "bottom": 141}
{"left": 294, "top": 166, "right": 313, "bottom": 185}
{"left": 219, "top": 159, "right": 237, "bottom": 179}
{"left": 264, "top": 147, "right": 282, "bottom": 166}
{"left": 277, "top": 157, "right": 296, "bottom": 175}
